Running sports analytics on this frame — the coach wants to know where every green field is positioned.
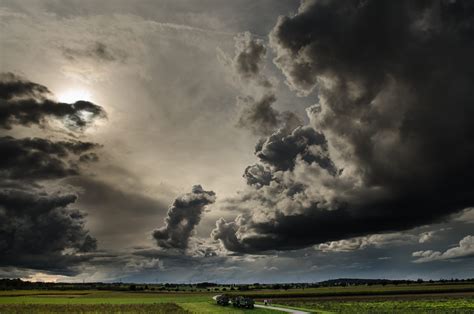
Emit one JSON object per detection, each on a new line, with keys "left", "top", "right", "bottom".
{"left": 273, "top": 295, "right": 474, "bottom": 314}
{"left": 2, "top": 283, "right": 474, "bottom": 313}
{"left": 0, "top": 303, "right": 188, "bottom": 314}
{"left": 238, "top": 283, "right": 474, "bottom": 298}
{"left": 244, "top": 284, "right": 474, "bottom": 313}
{"left": 0, "top": 290, "right": 276, "bottom": 313}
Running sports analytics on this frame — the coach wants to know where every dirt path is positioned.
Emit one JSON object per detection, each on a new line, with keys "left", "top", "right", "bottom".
{"left": 255, "top": 304, "right": 310, "bottom": 313}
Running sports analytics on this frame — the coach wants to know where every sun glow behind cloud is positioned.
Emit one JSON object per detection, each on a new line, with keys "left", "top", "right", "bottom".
{"left": 57, "top": 88, "right": 93, "bottom": 103}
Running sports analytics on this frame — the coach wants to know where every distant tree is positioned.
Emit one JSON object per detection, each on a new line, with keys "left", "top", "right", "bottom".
{"left": 238, "top": 285, "right": 250, "bottom": 291}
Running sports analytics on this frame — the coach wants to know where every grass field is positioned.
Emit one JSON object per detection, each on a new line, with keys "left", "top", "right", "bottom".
{"left": 1, "top": 283, "right": 474, "bottom": 313}
{"left": 273, "top": 294, "right": 474, "bottom": 314}
{"left": 0, "top": 303, "right": 189, "bottom": 314}
{"left": 244, "top": 284, "right": 474, "bottom": 313}
{"left": 0, "top": 290, "right": 277, "bottom": 313}
{"left": 237, "top": 283, "right": 474, "bottom": 298}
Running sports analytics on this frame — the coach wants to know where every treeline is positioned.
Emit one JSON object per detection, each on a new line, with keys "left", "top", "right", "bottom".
{"left": 1, "top": 278, "right": 474, "bottom": 291}
{"left": 317, "top": 278, "right": 474, "bottom": 287}
{"left": 0, "top": 279, "right": 130, "bottom": 291}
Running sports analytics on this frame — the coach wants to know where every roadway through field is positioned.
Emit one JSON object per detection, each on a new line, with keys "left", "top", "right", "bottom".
{"left": 254, "top": 304, "right": 309, "bottom": 314}
{"left": 212, "top": 295, "right": 310, "bottom": 314}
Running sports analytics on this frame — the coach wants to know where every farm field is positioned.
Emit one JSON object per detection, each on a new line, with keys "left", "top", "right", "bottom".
{"left": 242, "top": 284, "right": 474, "bottom": 313}
{"left": 1, "top": 283, "right": 474, "bottom": 313}
{"left": 238, "top": 282, "right": 474, "bottom": 298}
{"left": 273, "top": 293, "right": 474, "bottom": 314}
{"left": 0, "top": 290, "right": 277, "bottom": 313}
{"left": 0, "top": 303, "right": 188, "bottom": 314}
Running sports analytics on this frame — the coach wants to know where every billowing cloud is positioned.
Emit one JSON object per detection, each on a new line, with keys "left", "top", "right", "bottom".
{"left": 222, "top": 33, "right": 301, "bottom": 136}
{"left": 153, "top": 185, "right": 216, "bottom": 249}
{"left": 211, "top": 217, "right": 245, "bottom": 253}
{"left": 413, "top": 235, "right": 474, "bottom": 263}
{"left": 255, "top": 125, "right": 336, "bottom": 173}
{"left": 453, "top": 208, "right": 474, "bottom": 224}
{"left": 243, "top": 164, "right": 273, "bottom": 188}
{"left": 316, "top": 229, "right": 445, "bottom": 253}
{"left": 213, "top": 0, "right": 474, "bottom": 253}
{"left": 0, "top": 187, "right": 96, "bottom": 274}
{"left": 0, "top": 73, "right": 106, "bottom": 130}
{"left": 0, "top": 136, "right": 100, "bottom": 180}
{"left": 316, "top": 233, "right": 418, "bottom": 253}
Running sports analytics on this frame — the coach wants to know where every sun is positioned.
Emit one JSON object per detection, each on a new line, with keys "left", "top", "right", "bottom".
{"left": 57, "top": 89, "right": 93, "bottom": 103}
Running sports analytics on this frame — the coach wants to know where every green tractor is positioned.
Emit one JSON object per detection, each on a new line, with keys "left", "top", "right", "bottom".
{"left": 232, "top": 296, "right": 255, "bottom": 309}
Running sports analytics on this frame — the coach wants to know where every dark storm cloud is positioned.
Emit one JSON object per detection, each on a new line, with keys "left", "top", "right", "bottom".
{"left": 243, "top": 164, "right": 273, "bottom": 188}
{"left": 0, "top": 188, "right": 96, "bottom": 274}
{"left": 153, "top": 185, "right": 216, "bottom": 250}
{"left": 0, "top": 72, "right": 50, "bottom": 101}
{"left": 255, "top": 125, "right": 336, "bottom": 173}
{"left": 0, "top": 136, "right": 100, "bottom": 180}
{"left": 0, "top": 73, "right": 105, "bottom": 274}
{"left": 237, "top": 94, "right": 302, "bottom": 136}
{"left": 0, "top": 73, "right": 106, "bottom": 130}
{"left": 213, "top": 0, "right": 474, "bottom": 253}
{"left": 211, "top": 218, "right": 245, "bottom": 253}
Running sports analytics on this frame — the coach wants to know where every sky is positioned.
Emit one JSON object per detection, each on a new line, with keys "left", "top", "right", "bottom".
{"left": 1, "top": 0, "right": 474, "bottom": 283}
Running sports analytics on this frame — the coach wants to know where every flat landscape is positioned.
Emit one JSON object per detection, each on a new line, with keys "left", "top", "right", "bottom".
{"left": 2, "top": 282, "right": 474, "bottom": 313}
{"left": 0, "top": 290, "right": 276, "bottom": 313}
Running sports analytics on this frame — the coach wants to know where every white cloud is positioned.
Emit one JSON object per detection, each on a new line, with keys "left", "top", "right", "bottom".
{"left": 412, "top": 235, "right": 474, "bottom": 263}
{"left": 418, "top": 228, "right": 448, "bottom": 243}
{"left": 316, "top": 232, "right": 418, "bottom": 252}
{"left": 315, "top": 227, "right": 448, "bottom": 253}
{"left": 453, "top": 208, "right": 474, "bottom": 224}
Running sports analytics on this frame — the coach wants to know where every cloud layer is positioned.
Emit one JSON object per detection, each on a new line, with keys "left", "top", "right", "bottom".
{"left": 0, "top": 136, "right": 99, "bottom": 180}
{"left": 0, "top": 73, "right": 105, "bottom": 274}
{"left": 0, "top": 188, "right": 96, "bottom": 274}
{"left": 213, "top": 0, "right": 474, "bottom": 253}
{"left": 413, "top": 235, "right": 474, "bottom": 263}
